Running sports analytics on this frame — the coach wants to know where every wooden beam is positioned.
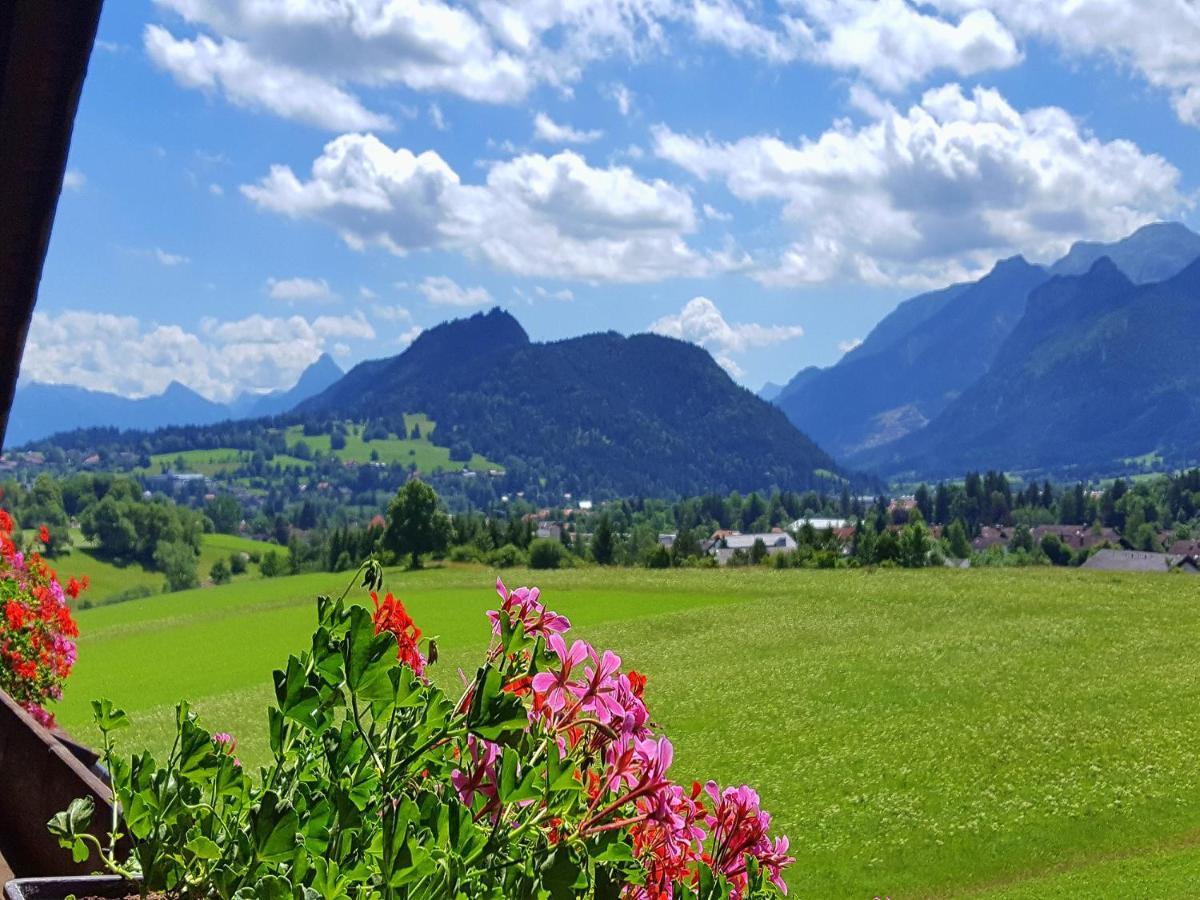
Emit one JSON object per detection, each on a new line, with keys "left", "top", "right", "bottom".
{"left": 0, "top": 1, "right": 104, "bottom": 448}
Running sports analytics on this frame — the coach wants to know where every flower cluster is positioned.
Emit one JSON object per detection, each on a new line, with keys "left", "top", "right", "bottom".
{"left": 454, "top": 577, "right": 795, "bottom": 898}
{"left": 55, "top": 569, "right": 791, "bottom": 899}
{"left": 370, "top": 590, "right": 426, "bottom": 676}
{"left": 0, "top": 507, "right": 84, "bottom": 727}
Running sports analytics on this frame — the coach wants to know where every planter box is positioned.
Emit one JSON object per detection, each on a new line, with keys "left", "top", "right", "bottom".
{"left": 0, "top": 690, "right": 119, "bottom": 879}
{"left": 4, "top": 875, "right": 136, "bottom": 899}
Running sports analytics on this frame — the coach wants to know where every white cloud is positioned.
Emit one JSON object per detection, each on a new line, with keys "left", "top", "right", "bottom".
{"left": 371, "top": 303, "right": 413, "bottom": 321}
{"left": 209, "top": 183, "right": 224, "bottom": 196}
{"left": 359, "top": 286, "right": 378, "bottom": 300}
{"left": 147, "top": 0, "right": 664, "bottom": 124}
{"left": 535, "top": 285, "right": 574, "bottom": 301}
{"left": 418, "top": 275, "right": 493, "bottom": 307}
{"left": 266, "top": 276, "right": 338, "bottom": 303}
{"left": 781, "top": 0, "right": 1020, "bottom": 92}
{"left": 243, "top": 134, "right": 717, "bottom": 283}
{"left": 154, "top": 247, "right": 190, "bottom": 266}
{"left": 838, "top": 337, "right": 863, "bottom": 354}
{"left": 144, "top": 24, "right": 393, "bottom": 131}
{"left": 533, "top": 112, "right": 603, "bottom": 144}
{"left": 429, "top": 102, "right": 448, "bottom": 131}
{"left": 654, "top": 83, "right": 1185, "bottom": 286}
{"left": 690, "top": 0, "right": 801, "bottom": 64}
{"left": 63, "top": 170, "right": 86, "bottom": 191}
{"left": 24, "top": 310, "right": 374, "bottom": 402}
{"left": 649, "top": 297, "right": 804, "bottom": 377}
{"left": 702, "top": 202, "right": 732, "bottom": 222}
{"left": 929, "top": 1, "right": 1200, "bottom": 127}
{"left": 396, "top": 325, "right": 424, "bottom": 347}
{"left": 608, "top": 82, "right": 634, "bottom": 116}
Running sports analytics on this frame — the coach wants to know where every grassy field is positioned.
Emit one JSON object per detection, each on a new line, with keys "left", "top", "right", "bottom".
{"left": 52, "top": 566, "right": 1200, "bottom": 897}
{"left": 282, "top": 419, "right": 499, "bottom": 472}
{"left": 57, "top": 532, "right": 280, "bottom": 604}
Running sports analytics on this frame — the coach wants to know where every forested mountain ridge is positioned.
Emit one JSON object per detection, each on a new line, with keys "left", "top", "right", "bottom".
{"left": 858, "top": 256, "right": 1200, "bottom": 478}
{"left": 299, "top": 308, "right": 851, "bottom": 497}
{"left": 774, "top": 256, "right": 1048, "bottom": 458}
{"left": 772, "top": 221, "right": 1200, "bottom": 471}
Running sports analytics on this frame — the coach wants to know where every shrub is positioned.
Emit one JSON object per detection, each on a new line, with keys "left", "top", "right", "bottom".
{"left": 488, "top": 543, "right": 526, "bottom": 568}
{"left": 448, "top": 544, "right": 483, "bottom": 563}
{"left": 53, "top": 567, "right": 793, "bottom": 898}
{"left": 528, "top": 538, "right": 566, "bottom": 570}
{"left": 209, "top": 558, "right": 232, "bottom": 585}
{"left": 0, "top": 507, "right": 82, "bottom": 727}
{"left": 229, "top": 552, "right": 248, "bottom": 575}
{"left": 643, "top": 543, "right": 671, "bottom": 569}
{"left": 155, "top": 540, "right": 200, "bottom": 592}
{"left": 259, "top": 549, "right": 283, "bottom": 578}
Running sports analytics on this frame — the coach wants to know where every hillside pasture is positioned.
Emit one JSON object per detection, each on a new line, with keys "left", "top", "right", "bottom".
{"left": 54, "top": 566, "right": 1200, "bottom": 896}
{"left": 282, "top": 419, "right": 500, "bottom": 473}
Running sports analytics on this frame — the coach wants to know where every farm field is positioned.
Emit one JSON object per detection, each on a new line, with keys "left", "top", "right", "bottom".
{"left": 54, "top": 566, "right": 1200, "bottom": 897}
{"left": 281, "top": 419, "right": 500, "bottom": 472}
{"left": 57, "top": 532, "right": 280, "bottom": 605}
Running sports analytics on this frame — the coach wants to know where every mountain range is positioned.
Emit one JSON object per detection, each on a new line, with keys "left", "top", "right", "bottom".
{"left": 298, "top": 309, "right": 847, "bottom": 496}
{"left": 769, "top": 222, "right": 1200, "bottom": 479}
{"left": 4, "top": 354, "right": 343, "bottom": 449}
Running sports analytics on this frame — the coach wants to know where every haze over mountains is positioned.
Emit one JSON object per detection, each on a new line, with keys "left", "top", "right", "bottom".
{"left": 769, "top": 222, "right": 1200, "bottom": 479}
{"left": 11, "top": 222, "right": 1200, "bottom": 489}
{"left": 6, "top": 354, "right": 343, "bottom": 448}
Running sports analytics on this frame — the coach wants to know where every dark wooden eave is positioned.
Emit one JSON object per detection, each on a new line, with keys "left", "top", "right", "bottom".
{"left": 0, "top": 1, "right": 104, "bottom": 449}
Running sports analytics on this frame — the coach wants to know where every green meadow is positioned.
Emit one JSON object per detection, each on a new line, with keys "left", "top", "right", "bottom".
{"left": 54, "top": 566, "right": 1200, "bottom": 897}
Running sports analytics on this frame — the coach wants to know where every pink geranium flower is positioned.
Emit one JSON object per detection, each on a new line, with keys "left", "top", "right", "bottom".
{"left": 531, "top": 634, "right": 589, "bottom": 713}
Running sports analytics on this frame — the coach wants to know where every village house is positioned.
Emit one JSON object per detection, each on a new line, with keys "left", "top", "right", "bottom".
{"left": 1030, "top": 524, "right": 1121, "bottom": 551}
{"left": 1081, "top": 549, "right": 1200, "bottom": 574}
{"left": 708, "top": 529, "right": 797, "bottom": 565}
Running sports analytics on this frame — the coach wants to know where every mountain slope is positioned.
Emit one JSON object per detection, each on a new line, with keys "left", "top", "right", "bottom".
{"left": 5, "top": 381, "right": 229, "bottom": 448}
{"left": 1050, "top": 221, "right": 1200, "bottom": 284}
{"left": 861, "top": 257, "right": 1200, "bottom": 477}
{"left": 300, "top": 308, "right": 847, "bottom": 496}
{"left": 774, "top": 257, "right": 1048, "bottom": 457}
{"left": 6, "top": 355, "right": 344, "bottom": 449}
{"left": 231, "top": 354, "right": 344, "bottom": 418}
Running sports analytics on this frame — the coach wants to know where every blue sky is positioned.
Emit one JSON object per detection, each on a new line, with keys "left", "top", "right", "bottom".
{"left": 26, "top": 0, "right": 1200, "bottom": 401}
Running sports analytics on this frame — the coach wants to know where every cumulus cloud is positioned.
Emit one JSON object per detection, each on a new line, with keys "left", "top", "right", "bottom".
{"left": 928, "top": 1, "right": 1200, "bottom": 127}
{"left": 837, "top": 337, "right": 863, "bottom": 354}
{"left": 396, "top": 325, "right": 424, "bottom": 347}
{"left": 144, "top": 0, "right": 675, "bottom": 127}
{"left": 23, "top": 310, "right": 375, "bottom": 402}
{"left": 533, "top": 112, "right": 603, "bottom": 144}
{"left": 649, "top": 297, "right": 804, "bottom": 377}
{"left": 63, "top": 170, "right": 86, "bottom": 191}
{"left": 266, "top": 276, "right": 338, "bottom": 303}
{"left": 243, "top": 134, "right": 717, "bottom": 283}
{"left": 418, "top": 275, "right": 493, "bottom": 307}
{"left": 654, "top": 83, "right": 1185, "bottom": 286}
{"left": 781, "top": 0, "right": 1020, "bottom": 91}
{"left": 144, "top": 24, "right": 393, "bottom": 131}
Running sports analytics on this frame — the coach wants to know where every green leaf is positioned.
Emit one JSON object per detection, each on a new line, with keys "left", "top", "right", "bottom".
{"left": 48, "top": 796, "right": 94, "bottom": 843}
{"left": 90, "top": 699, "right": 129, "bottom": 733}
{"left": 466, "top": 666, "right": 528, "bottom": 741}
{"left": 177, "top": 716, "right": 219, "bottom": 780}
{"left": 540, "top": 846, "right": 582, "bottom": 900}
{"left": 252, "top": 791, "right": 300, "bottom": 863}
{"left": 71, "top": 838, "right": 88, "bottom": 863}
{"left": 342, "top": 605, "right": 396, "bottom": 698}
{"left": 274, "top": 655, "right": 320, "bottom": 728}
{"left": 185, "top": 834, "right": 221, "bottom": 860}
